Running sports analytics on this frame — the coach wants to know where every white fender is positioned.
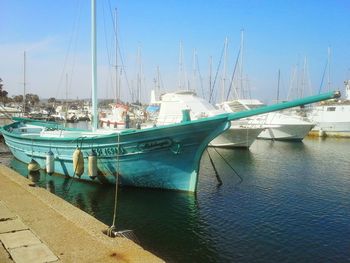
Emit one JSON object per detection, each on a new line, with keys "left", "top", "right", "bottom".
{"left": 46, "top": 150, "right": 55, "bottom": 174}
{"left": 88, "top": 150, "right": 98, "bottom": 179}
{"left": 72, "top": 148, "right": 84, "bottom": 176}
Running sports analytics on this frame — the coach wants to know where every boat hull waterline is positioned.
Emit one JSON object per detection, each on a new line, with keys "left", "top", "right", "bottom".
{"left": 1, "top": 91, "right": 340, "bottom": 192}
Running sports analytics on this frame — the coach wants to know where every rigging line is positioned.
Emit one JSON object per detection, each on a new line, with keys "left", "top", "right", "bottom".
{"left": 102, "top": 2, "right": 114, "bottom": 96}
{"left": 111, "top": 132, "right": 121, "bottom": 230}
{"left": 209, "top": 44, "right": 225, "bottom": 103}
{"left": 68, "top": 6, "right": 83, "bottom": 96}
{"left": 318, "top": 59, "right": 328, "bottom": 94}
{"left": 196, "top": 53, "right": 205, "bottom": 98}
{"left": 206, "top": 148, "right": 222, "bottom": 186}
{"left": 107, "top": 0, "right": 133, "bottom": 100}
{"left": 226, "top": 48, "right": 241, "bottom": 101}
{"left": 212, "top": 147, "right": 243, "bottom": 182}
{"left": 55, "top": 0, "right": 82, "bottom": 99}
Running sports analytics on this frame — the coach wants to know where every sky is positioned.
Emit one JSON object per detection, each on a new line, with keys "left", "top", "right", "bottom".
{"left": 1, "top": 0, "right": 349, "bottom": 104}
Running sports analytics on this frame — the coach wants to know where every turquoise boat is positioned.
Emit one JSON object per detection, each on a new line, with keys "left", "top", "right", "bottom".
{"left": 0, "top": 1, "right": 340, "bottom": 192}
{"left": 0, "top": 91, "right": 340, "bottom": 192}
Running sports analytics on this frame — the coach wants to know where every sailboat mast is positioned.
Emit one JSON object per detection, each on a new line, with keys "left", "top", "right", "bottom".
{"left": 208, "top": 56, "right": 212, "bottom": 102}
{"left": 157, "top": 66, "right": 161, "bottom": 93}
{"left": 23, "top": 51, "right": 26, "bottom": 116}
{"left": 327, "top": 46, "right": 331, "bottom": 91}
{"left": 178, "top": 41, "right": 183, "bottom": 89}
{"left": 276, "top": 69, "right": 280, "bottom": 103}
{"left": 302, "top": 57, "right": 307, "bottom": 98}
{"left": 115, "top": 8, "right": 119, "bottom": 102}
{"left": 221, "top": 37, "right": 228, "bottom": 102}
{"left": 240, "top": 30, "right": 244, "bottom": 98}
{"left": 137, "top": 46, "right": 142, "bottom": 103}
{"left": 192, "top": 48, "right": 196, "bottom": 92}
{"left": 91, "top": 0, "right": 98, "bottom": 131}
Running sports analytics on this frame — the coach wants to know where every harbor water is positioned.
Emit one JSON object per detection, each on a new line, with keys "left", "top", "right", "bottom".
{"left": 3, "top": 135, "right": 350, "bottom": 263}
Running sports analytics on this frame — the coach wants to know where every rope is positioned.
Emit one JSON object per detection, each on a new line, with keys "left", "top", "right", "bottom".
{"left": 195, "top": 53, "right": 205, "bottom": 98}
{"left": 226, "top": 48, "right": 241, "bottom": 101}
{"left": 206, "top": 148, "right": 222, "bottom": 186}
{"left": 209, "top": 43, "right": 225, "bottom": 103}
{"left": 212, "top": 147, "right": 243, "bottom": 182}
{"left": 107, "top": 0, "right": 133, "bottom": 100}
{"left": 108, "top": 132, "right": 121, "bottom": 235}
{"left": 318, "top": 59, "right": 328, "bottom": 94}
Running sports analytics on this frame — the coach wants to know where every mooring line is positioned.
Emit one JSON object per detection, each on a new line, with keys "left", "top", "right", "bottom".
{"left": 212, "top": 147, "right": 243, "bottom": 183}
{"left": 206, "top": 148, "right": 222, "bottom": 186}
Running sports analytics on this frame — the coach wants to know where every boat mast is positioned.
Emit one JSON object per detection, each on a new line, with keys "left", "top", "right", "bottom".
{"left": 157, "top": 66, "right": 161, "bottom": 94}
{"left": 91, "top": 0, "right": 98, "bottom": 131}
{"left": 65, "top": 73, "right": 68, "bottom": 125}
{"left": 114, "top": 8, "right": 119, "bottom": 103}
{"left": 178, "top": 41, "right": 184, "bottom": 90}
{"left": 301, "top": 56, "right": 307, "bottom": 98}
{"left": 221, "top": 37, "right": 228, "bottom": 102}
{"left": 276, "top": 69, "right": 280, "bottom": 103}
{"left": 240, "top": 29, "right": 244, "bottom": 98}
{"left": 192, "top": 48, "right": 196, "bottom": 92}
{"left": 22, "top": 51, "right": 26, "bottom": 116}
{"left": 327, "top": 46, "right": 331, "bottom": 91}
{"left": 209, "top": 56, "right": 212, "bottom": 102}
{"left": 137, "top": 46, "right": 142, "bottom": 103}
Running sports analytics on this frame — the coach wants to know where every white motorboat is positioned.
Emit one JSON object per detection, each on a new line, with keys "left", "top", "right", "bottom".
{"left": 156, "top": 91, "right": 264, "bottom": 148}
{"left": 219, "top": 99, "right": 315, "bottom": 141}
{"left": 306, "top": 80, "right": 350, "bottom": 137}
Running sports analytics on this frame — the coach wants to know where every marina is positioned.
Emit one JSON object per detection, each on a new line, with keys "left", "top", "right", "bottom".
{"left": 1, "top": 136, "right": 349, "bottom": 262}
{"left": 1, "top": 0, "right": 350, "bottom": 262}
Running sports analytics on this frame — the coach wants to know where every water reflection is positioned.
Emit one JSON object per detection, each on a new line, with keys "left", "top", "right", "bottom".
{"left": 28, "top": 170, "right": 41, "bottom": 183}
{"left": 46, "top": 180, "right": 55, "bottom": 194}
{"left": 8, "top": 137, "right": 350, "bottom": 263}
{"left": 10, "top": 157, "right": 217, "bottom": 262}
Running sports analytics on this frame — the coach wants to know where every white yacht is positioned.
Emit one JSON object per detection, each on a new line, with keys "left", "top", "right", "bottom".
{"left": 306, "top": 80, "right": 350, "bottom": 137}
{"left": 219, "top": 99, "right": 315, "bottom": 141}
{"left": 156, "top": 91, "right": 264, "bottom": 148}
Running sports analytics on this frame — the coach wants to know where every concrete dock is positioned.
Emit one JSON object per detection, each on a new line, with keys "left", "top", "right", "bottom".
{"left": 0, "top": 165, "right": 163, "bottom": 263}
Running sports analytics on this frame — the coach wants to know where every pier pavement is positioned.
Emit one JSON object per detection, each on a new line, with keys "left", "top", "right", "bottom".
{"left": 0, "top": 165, "right": 163, "bottom": 263}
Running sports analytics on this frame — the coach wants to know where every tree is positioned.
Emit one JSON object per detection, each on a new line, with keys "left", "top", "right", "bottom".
{"left": 48, "top": 97, "right": 56, "bottom": 104}
{"left": 25, "top": 93, "right": 40, "bottom": 106}
{"left": 13, "top": 95, "right": 23, "bottom": 103}
{"left": 0, "top": 78, "right": 8, "bottom": 104}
